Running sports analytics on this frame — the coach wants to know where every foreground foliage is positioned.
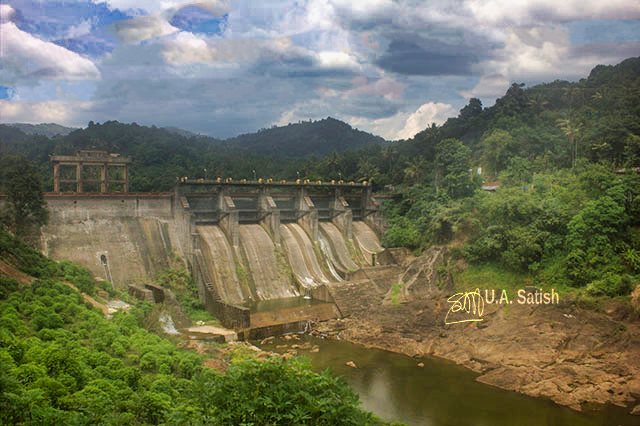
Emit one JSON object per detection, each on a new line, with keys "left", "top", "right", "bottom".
{"left": 0, "top": 230, "right": 386, "bottom": 425}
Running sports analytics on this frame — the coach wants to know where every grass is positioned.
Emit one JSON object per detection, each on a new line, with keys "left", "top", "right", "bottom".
{"left": 453, "top": 263, "right": 530, "bottom": 293}
{"left": 389, "top": 282, "right": 403, "bottom": 305}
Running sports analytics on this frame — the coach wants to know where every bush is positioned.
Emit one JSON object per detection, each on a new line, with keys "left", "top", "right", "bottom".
{"left": 57, "top": 262, "right": 96, "bottom": 295}
{"left": 585, "top": 273, "right": 633, "bottom": 297}
{"left": 382, "top": 217, "right": 421, "bottom": 249}
{"left": 0, "top": 276, "right": 20, "bottom": 300}
{"left": 190, "top": 357, "right": 383, "bottom": 425}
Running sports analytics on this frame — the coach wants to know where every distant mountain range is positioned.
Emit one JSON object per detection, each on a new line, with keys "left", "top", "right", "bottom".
{"left": 3, "top": 117, "right": 385, "bottom": 158}
{"left": 0, "top": 116, "right": 387, "bottom": 191}
{"left": 6, "top": 123, "right": 77, "bottom": 138}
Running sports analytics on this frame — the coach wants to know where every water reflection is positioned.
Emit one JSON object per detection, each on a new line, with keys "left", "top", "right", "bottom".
{"left": 258, "top": 335, "right": 638, "bottom": 426}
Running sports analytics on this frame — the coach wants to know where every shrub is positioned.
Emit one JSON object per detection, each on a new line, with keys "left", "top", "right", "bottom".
{"left": 585, "top": 273, "right": 633, "bottom": 297}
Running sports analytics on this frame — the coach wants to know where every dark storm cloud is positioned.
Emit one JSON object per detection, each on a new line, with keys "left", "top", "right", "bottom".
{"left": 376, "top": 36, "right": 484, "bottom": 76}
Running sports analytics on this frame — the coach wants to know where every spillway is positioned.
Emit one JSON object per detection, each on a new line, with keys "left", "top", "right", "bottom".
{"left": 352, "top": 221, "right": 384, "bottom": 265}
{"left": 319, "top": 222, "right": 359, "bottom": 274}
{"left": 280, "top": 223, "right": 330, "bottom": 288}
{"left": 239, "top": 224, "right": 299, "bottom": 300}
{"left": 196, "top": 225, "right": 248, "bottom": 305}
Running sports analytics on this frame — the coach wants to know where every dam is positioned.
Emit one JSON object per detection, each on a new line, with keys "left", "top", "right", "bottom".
{"left": 26, "top": 163, "right": 396, "bottom": 336}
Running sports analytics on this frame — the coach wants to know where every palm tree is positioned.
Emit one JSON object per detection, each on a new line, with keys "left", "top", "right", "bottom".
{"left": 556, "top": 118, "right": 583, "bottom": 169}
{"left": 562, "top": 87, "right": 584, "bottom": 111}
{"left": 403, "top": 158, "right": 425, "bottom": 184}
{"left": 527, "top": 94, "right": 549, "bottom": 112}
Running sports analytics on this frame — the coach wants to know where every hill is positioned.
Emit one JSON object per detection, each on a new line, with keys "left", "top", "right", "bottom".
{"left": 0, "top": 117, "right": 387, "bottom": 191}
{"left": 6, "top": 122, "right": 77, "bottom": 137}
{"left": 225, "top": 117, "right": 386, "bottom": 157}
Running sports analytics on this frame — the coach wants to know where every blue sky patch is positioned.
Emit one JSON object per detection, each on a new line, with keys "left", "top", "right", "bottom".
{"left": 568, "top": 20, "right": 640, "bottom": 44}
{"left": 170, "top": 5, "right": 228, "bottom": 35}
{"left": 0, "top": 86, "right": 14, "bottom": 100}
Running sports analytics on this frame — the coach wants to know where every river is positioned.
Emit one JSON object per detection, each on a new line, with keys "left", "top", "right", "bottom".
{"left": 257, "top": 335, "right": 639, "bottom": 426}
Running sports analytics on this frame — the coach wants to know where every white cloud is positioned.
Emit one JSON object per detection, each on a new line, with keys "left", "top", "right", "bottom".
{"left": 0, "top": 21, "right": 100, "bottom": 83}
{"left": 395, "top": 102, "right": 457, "bottom": 139}
{"left": 65, "top": 19, "right": 93, "bottom": 39}
{"left": 349, "top": 101, "right": 457, "bottom": 140}
{"left": 2, "top": 0, "right": 639, "bottom": 139}
{"left": 0, "top": 4, "right": 15, "bottom": 23}
{"left": 0, "top": 99, "right": 93, "bottom": 125}
{"left": 466, "top": 0, "right": 640, "bottom": 26}
{"left": 461, "top": 73, "right": 510, "bottom": 99}
{"left": 316, "top": 51, "right": 360, "bottom": 70}
{"left": 162, "top": 32, "right": 217, "bottom": 64}
{"left": 470, "top": 24, "right": 637, "bottom": 90}
{"left": 98, "top": 0, "right": 229, "bottom": 15}
{"left": 329, "top": 0, "right": 396, "bottom": 20}
{"left": 114, "top": 15, "right": 179, "bottom": 43}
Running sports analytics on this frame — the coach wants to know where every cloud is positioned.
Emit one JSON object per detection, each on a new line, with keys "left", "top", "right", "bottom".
{"left": 169, "top": 4, "right": 228, "bottom": 34}
{"left": 397, "top": 102, "right": 457, "bottom": 139}
{"left": 344, "top": 101, "right": 457, "bottom": 140}
{"left": 466, "top": 0, "right": 640, "bottom": 26}
{"left": 316, "top": 51, "right": 360, "bottom": 70}
{"left": 162, "top": 31, "right": 218, "bottom": 65}
{"left": 114, "top": 15, "right": 179, "bottom": 43}
{"left": 475, "top": 25, "right": 639, "bottom": 85}
{"left": 376, "top": 36, "right": 482, "bottom": 76}
{"left": 2, "top": 0, "right": 639, "bottom": 139}
{"left": 99, "top": 0, "right": 230, "bottom": 16}
{"left": 65, "top": 19, "right": 93, "bottom": 39}
{"left": 0, "top": 4, "right": 15, "bottom": 23}
{"left": 461, "top": 73, "right": 510, "bottom": 100}
{"left": 0, "top": 8, "right": 100, "bottom": 84}
{"left": 0, "top": 99, "right": 93, "bottom": 125}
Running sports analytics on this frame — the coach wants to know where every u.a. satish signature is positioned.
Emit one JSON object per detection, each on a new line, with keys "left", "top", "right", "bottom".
{"left": 444, "top": 289, "right": 485, "bottom": 325}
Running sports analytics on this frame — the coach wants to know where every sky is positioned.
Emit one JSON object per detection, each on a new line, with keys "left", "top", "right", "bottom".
{"left": 0, "top": 1, "right": 639, "bottom": 140}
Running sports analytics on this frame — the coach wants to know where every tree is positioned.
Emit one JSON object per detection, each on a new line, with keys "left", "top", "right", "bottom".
{"left": 480, "top": 129, "right": 515, "bottom": 177}
{"left": 403, "top": 158, "right": 426, "bottom": 184}
{"left": 459, "top": 98, "right": 483, "bottom": 120}
{"left": 434, "top": 138, "right": 475, "bottom": 198}
{"left": 556, "top": 118, "right": 583, "bottom": 169}
{"left": 0, "top": 156, "right": 48, "bottom": 237}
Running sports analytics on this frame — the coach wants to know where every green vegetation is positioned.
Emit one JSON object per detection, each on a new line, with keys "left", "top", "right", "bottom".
{"left": 193, "top": 356, "right": 383, "bottom": 425}
{"left": 389, "top": 283, "right": 403, "bottom": 305}
{"left": 1, "top": 57, "right": 639, "bottom": 299}
{"left": 155, "top": 268, "right": 216, "bottom": 323}
{"left": 0, "top": 228, "right": 388, "bottom": 425}
{"left": 453, "top": 264, "right": 530, "bottom": 293}
{"left": 378, "top": 58, "right": 640, "bottom": 298}
{"left": 0, "top": 118, "right": 385, "bottom": 192}
{"left": 0, "top": 155, "right": 48, "bottom": 237}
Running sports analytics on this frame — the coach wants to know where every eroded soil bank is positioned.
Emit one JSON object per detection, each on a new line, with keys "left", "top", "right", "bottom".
{"left": 313, "top": 260, "right": 640, "bottom": 415}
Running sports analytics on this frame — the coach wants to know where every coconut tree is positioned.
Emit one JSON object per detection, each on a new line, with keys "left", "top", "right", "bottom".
{"left": 556, "top": 117, "right": 583, "bottom": 169}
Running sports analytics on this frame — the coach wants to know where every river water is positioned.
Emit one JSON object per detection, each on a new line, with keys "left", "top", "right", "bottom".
{"left": 258, "top": 335, "right": 639, "bottom": 426}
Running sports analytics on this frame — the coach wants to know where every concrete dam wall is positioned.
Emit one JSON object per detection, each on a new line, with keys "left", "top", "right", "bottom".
{"left": 30, "top": 180, "right": 388, "bottom": 331}
{"left": 40, "top": 194, "right": 186, "bottom": 287}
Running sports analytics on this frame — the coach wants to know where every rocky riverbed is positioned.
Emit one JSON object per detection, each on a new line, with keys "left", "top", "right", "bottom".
{"left": 313, "top": 296, "right": 640, "bottom": 414}
{"left": 312, "top": 251, "right": 640, "bottom": 415}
